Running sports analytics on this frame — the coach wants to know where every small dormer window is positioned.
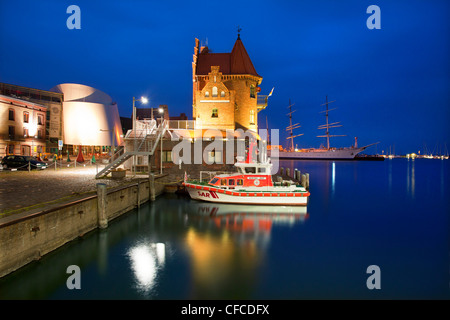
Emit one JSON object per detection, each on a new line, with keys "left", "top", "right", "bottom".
{"left": 205, "top": 91, "right": 209, "bottom": 97}
{"left": 221, "top": 91, "right": 225, "bottom": 97}
{"left": 212, "top": 86, "right": 218, "bottom": 97}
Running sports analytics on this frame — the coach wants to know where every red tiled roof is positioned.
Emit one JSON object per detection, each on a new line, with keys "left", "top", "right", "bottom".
{"left": 196, "top": 38, "right": 260, "bottom": 77}
{"left": 196, "top": 52, "right": 230, "bottom": 75}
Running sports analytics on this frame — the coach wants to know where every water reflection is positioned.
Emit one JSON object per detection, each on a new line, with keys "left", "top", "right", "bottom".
{"left": 331, "top": 161, "right": 336, "bottom": 196}
{"left": 406, "top": 158, "right": 415, "bottom": 198}
{"left": 127, "top": 242, "right": 165, "bottom": 294}
{"left": 181, "top": 200, "right": 308, "bottom": 298}
{"left": 184, "top": 201, "right": 308, "bottom": 246}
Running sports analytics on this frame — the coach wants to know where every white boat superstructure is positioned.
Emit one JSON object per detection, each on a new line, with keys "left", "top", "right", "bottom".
{"left": 183, "top": 142, "right": 310, "bottom": 206}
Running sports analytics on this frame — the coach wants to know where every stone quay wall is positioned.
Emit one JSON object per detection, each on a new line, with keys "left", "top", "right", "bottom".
{"left": 0, "top": 175, "right": 166, "bottom": 279}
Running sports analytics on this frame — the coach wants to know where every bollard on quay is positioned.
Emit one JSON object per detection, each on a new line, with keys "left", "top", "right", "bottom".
{"left": 149, "top": 173, "right": 155, "bottom": 202}
{"left": 97, "top": 183, "right": 108, "bottom": 229}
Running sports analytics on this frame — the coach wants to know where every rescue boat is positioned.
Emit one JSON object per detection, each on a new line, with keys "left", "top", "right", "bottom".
{"left": 182, "top": 144, "right": 310, "bottom": 206}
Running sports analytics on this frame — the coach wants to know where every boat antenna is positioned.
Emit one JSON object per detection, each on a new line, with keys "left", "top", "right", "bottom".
{"left": 286, "top": 99, "right": 303, "bottom": 151}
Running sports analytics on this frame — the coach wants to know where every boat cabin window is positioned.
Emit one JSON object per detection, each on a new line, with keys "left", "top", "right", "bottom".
{"left": 237, "top": 179, "right": 243, "bottom": 186}
{"left": 228, "top": 179, "right": 235, "bottom": 186}
{"left": 210, "top": 178, "right": 219, "bottom": 184}
{"left": 221, "top": 179, "right": 227, "bottom": 186}
{"left": 258, "top": 168, "right": 266, "bottom": 173}
{"left": 245, "top": 167, "right": 256, "bottom": 174}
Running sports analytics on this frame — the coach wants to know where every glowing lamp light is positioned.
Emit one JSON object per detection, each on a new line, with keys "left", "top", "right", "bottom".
{"left": 158, "top": 107, "right": 164, "bottom": 114}
{"left": 141, "top": 97, "right": 148, "bottom": 104}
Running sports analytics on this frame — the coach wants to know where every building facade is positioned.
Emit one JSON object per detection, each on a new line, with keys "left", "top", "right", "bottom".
{"left": 0, "top": 94, "right": 47, "bottom": 158}
{"left": 0, "top": 82, "right": 63, "bottom": 156}
{"left": 192, "top": 35, "right": 263, "bottom": 132}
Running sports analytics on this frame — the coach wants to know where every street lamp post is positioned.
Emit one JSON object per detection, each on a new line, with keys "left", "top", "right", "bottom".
{"left": 132, "top": 96, "right": 148, "bottom": 175}
{"left": 158, "top": 107, "right": 164, "bottom": 174}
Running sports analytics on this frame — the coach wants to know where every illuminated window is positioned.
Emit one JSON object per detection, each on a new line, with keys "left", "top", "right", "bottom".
{"left": 221, "top": 91, "right": 225, "bottom": 97}
{"left": 162, "top": 151, "right": 172, "bottom": 162}
{"left": 212, "top": 86, "right": 218, "bottom": 97}
{"left": 237, "top": 179, "right": 244, "bottom": 185}
{"left": 250, "top": 85, "right": 255, "bottom": 98}
{"left": 211, "top": 108, "right": 218, "bottom": 118}
{"left": 221, "top": 178, "right": 227, "bottom": 186}
{"left": 205, "top": 91, "right": 209, "bottom": 97}
{"left": 23, "top": 128, "right": 29, "bottom": 137}
{"left": 23, "top": 112, "right": 29, "bottom": 123}
{"left": 250, "top": 110, "right": 255, "bottom": 125}
{"left": 8, "top": 109, "right": 15, "bottom": 121}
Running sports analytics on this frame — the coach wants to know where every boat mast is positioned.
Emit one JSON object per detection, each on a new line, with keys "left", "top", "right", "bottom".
{"left": 317, "top": 96, "right": 344, "bottom": 149}
{"left": 286, "top": 99, "right": 303, "bottom": 151}
{"left": 324, "top": 96, "right": 330, "bottom": 149}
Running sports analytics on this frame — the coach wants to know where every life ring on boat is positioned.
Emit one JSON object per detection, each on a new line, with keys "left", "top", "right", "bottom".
{"left": 254, "top": 179, "right": 260, "bottom": 186}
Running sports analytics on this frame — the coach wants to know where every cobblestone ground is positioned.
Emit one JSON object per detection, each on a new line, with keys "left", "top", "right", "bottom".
{"left": 0, "top": 164, "right": 142, "bottom": 217}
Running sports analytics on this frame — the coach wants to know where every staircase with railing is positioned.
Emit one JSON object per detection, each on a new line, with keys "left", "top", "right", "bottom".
{"left": 95, "top": 120, "right": 168, "bottom": 178}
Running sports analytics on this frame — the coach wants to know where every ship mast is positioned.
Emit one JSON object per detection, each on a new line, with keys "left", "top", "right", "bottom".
{"left": 317, "top": 96, "right": 345, "bottom": 149}
{"left": 286, "top": 99, "right": 303, "bottom": 151}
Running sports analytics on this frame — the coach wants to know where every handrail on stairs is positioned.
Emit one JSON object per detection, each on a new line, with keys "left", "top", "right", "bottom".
{"left": 95, "top": 120, "right": 168, "bottom": 178}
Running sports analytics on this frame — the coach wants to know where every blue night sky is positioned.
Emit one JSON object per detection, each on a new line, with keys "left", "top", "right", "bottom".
{"left": 0, "top": 0, "right": 449, "bottom": 155}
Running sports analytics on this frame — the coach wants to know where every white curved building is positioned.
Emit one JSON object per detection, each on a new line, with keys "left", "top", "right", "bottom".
{"left": 51, "top": 83, "right": 123, "bottom": 148}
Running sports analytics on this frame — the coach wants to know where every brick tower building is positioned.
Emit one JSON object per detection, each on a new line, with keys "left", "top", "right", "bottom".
{"left": 192, "top": 33, "right": 263, "bottom": 132}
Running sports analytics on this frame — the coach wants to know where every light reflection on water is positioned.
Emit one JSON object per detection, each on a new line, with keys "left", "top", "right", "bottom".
{"left": 127, "top": 242, "right": 165, "bottom": 294}
{"left": 0, "top": 158, "right": 448, "bottom": 299}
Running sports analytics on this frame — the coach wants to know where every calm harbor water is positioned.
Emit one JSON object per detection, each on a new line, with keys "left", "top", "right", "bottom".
{"left": 0, "top": 158, "right": 449, "bottom": 300}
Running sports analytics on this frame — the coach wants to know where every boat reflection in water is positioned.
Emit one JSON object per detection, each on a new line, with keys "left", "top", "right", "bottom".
{"left": 180, "top": 198, "right": 309, "bottom": 298}
{"left": 185, "top": 200, "right": 308, "bottom": 245}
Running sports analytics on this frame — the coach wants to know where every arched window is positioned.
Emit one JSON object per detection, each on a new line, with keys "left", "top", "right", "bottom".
{"left": 221, "top": 91, "right": 225, "bottom": 97}
{"left": 205, "top": 91, "right": 210, "bottom": 97}
{"left": 212, "top": 86, "right": 218, "bottom": 97}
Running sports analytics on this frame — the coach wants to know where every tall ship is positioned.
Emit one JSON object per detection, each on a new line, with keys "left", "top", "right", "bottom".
{"left": 269, "top": 97, "right": 378, "bottom": 160}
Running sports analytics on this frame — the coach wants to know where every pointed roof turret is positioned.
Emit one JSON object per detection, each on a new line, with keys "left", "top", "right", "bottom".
{"left": 230, "top": 36, "right": 260, "bottom": 77}
{"left": 194, "top": 33, "right": 261, "bottom": 78}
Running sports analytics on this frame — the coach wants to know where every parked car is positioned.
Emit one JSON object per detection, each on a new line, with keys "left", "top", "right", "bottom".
{"left": 1, "top": 155, "right": 48, "bottom": 170}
